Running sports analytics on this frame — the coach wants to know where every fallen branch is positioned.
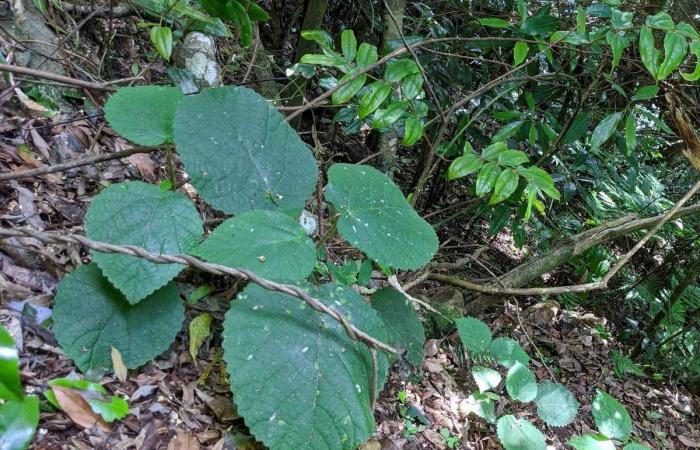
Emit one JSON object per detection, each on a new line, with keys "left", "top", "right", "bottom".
{"left": 428, "top": 184, "right": 700, "bottom": 301}
{"left": 0, "top": 227, "right": 398, "bottom": 355}
{"left": 0, "top": 146, "right": 159, "bottom": 182}
{"left": 0, "top": 64, "right": 118, "bottom": 91}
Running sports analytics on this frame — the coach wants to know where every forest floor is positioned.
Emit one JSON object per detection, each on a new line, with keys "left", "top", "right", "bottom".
{"left": 1, "top": 4, "right": 699, "bottom": 450}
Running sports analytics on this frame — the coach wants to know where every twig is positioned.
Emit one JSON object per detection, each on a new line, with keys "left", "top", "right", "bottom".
{"left": 0, "top": 227, "right": 398, "bottom": 355}
{"left": 0, "top": 146, "right": 159, "bottom": 182}
{"left": 0, "top": 64, "right": 117, "bottom": 91}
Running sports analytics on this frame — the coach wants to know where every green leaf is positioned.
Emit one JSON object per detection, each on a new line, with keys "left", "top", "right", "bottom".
{"left": 359, "top": 81, "right": 392, "bottom": 118}
{"left": 520, "top": 15, "right": 560, "bottom": 36}
{"left": 150, "top": 26, "right": 173, "bottom": 61}
{"left": 490, "top": 169, "right": 519, "bottom": 205}
{"left": 564, "top": 113, "right": 591, "bottom": 144}
{"left": 174, "top": 86, "right": 318, "bottom": 214}
{"left": 371, "top": 101, "right": 407, "bottom": 129}
{"left": 300, "top": 53, "right": 347, "bottom": 67}
{"left": 631, "top": 85, "right": 659, "bottom": 101}
{"left": 53, "top": 264, "right": 184, "bottom": 371}
{"left": 325, "top": 164, "right": 438, "bottom": 270}
{"left": 471, "top": 366, "right": 502, "bottom": 392}
{"left": 45, "top": 378, "right": 128, "bottom": 422}
{"left": 401, "top": 73, "right": 423, "bottom": 100}
{"left": 448, "top": 154, "right": 482, "bottom": 180}
{"left": 569, "top": 434, "right": 616, "bottom": 450}
{"left": 488, "top": 204, "right": 511, "bottom": 236}
{"left": 534, "top": 382, "right": 580, "bottom": 427}
{"left": 611, "top": 9, "right": 633, "bottom": 30}
{"left": 300, "top": 30, "right": 333, "bottom": 49}
{"left": 496, "top": 415, "right": 546, "bottom": 450}
{"left": 680, "top": 41, "right": 700, "bottom": 81}
{"left": 356, "top": 43, "right": 378, "bottom": 67}
{"left": 514, "top": 41, "right": 529, "bottom": 65}
{"left": 476, "top": 162, "right": 501, "bottom": 197}
{"left": 85, "top": 181, "right": 202, "bottom": 303}
{"left": 194, "top": 210, "right": 316, "bottom": 281}
{"left": 478, "top": 17, "right": 512, "bottom": 28}
{"left": 505, "top": 362, "right": 538, "bottom": 402}
{"left": 455, "top": 317, "right": 492, "bottom": 355}
{"left": 590, "top": 112, "right": 623, "bottom": 151}
{"left": 489, "top": 337, "right": 530, "bottom": 368}
{"left": 222, "top": 283, "right": 389, "bottom": 450}
{"left": 461, "top": 392, "right": 496, "bottom": 423}
{"left": 402, "top": 117, "right": 423, "bottom": 147}
{"left": 606, "top": 31, "right": 629, "bottom": 69}
{"left": 639, "top": 27, "right": 660, "bottom": 79}
{"left": 246, "top": 3, "right": 270, "bottom": 21}
{"left": 341, "top": 29, "right": 357, "bottom": 62}
{"left": 623, "top": 444, "right": 651, "bottom": 450}
{"left": 371, "top": 288, "right": 425, "bottom": 367}
{"left": 201, "top": 0, "right": 235, "bottom": 20}
{"left": 625, "top": 114, "right": 637, "bottom": 152}
{"left": 104, "top": 86, "right": 184, "bottom": 146}
{"left": 0, "top": 396, "right": 39, "bottom": 450}
{"left": 519, "top": 166, "right": 559, "bottom": 200}
{"left": 384, "top": 59, "right": 420, "bottom": 83}
{"left": 657, "top": 31, "right": 688, "bottom": 80}
{"left": 333, "top": 72, "right": 367, "bottom": 105}
{"left": 189, "top": 313, "right": 213, "bottom": 362}
{"left": 482, "top": 142, "right": 508, "bottom": 160}
{"left": 646, "top": 11, "right": 674, "bottom": 30}
{"left": 0, "top": 326, "right": 22, "bottom": 401}
{"left": 492, "top": 121, "right": 523, "bottom": 142}
{"left": 498, "top": 150, "right": 529, "bottom": 167}
{"left": 229, "top": 0, "right": 253, "bottom": 47}
{"left": 591, "top": 389, "right": 632, "bottom": 441}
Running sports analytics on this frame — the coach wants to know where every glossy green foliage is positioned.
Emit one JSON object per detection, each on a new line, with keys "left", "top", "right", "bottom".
{"left": 591, "top": 390, "right": 632, "bottom": 441}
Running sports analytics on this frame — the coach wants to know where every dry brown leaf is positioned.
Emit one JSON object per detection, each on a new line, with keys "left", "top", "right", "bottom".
{"left": 126, "top": 153, "right": 157, "bottom": 182}
{"left": 111, "top": 346, "right": 128, "bottom": 382}
{"left": 52, "top": 386, "right": 110, "bottom": 432}
{"left": 679, "top": 435, "right": 700, "bottom": 448}
{"left": 167, "top": 429, "right": 201, "bottom": 450}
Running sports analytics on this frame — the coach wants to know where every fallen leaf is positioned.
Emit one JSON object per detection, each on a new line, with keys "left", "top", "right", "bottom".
{"left": 52, "top": 386, "right": 110, "bottom": 432}
{"left": 167, "top": 429, "right": 201, "bottom": 450}
{"left": 127, "top": 153, "right": 157, "bottom": 182}
{"left": 189, "top": 313, "right": 212, "bottom": 363}
{"left": 111, "top": 346, "right": 128, "bottom": 382}
{"left": 679, "top": 435, "right": 700, "bottom": 448}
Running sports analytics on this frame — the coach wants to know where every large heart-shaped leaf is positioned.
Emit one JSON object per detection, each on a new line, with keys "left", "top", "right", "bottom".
{"left": 85, "top": 181, "right": 203, "bottom": 303}
{"left": 324, "top": 164, "right": 438, "bottom": 269}
{"left": 0, "top": 396, "right": 39, "bottom": 450}
{"left": 223, "top": 283, "right": 389, "bottom": 450}
{"left": 173, "top": 86, "right": 318, "bottom": 214}
{"left": 0, "top": 326, "right": 22, "bottom": 401}
{"left": 194, "top": 209, "right": 316, "bottom": 281}
{"left": 104, "top": 86, "right": 183, "bottom": 146}
{"left": 496, "top": 415, "right": 546, "bottom": 450}
{"left": 591, "top": 389, "right": 632, "bottom": 441}
{"left": 53, "top": 264, "right": 184, "bottom": 371}
{"left": 535, "top": 382, "right": 580, "bottom": 427}
{"left": 371, "top": 288, "right": 425, "bottom": 367}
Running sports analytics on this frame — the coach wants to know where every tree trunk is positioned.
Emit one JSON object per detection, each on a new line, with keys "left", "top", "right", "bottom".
{"left": 284, "top": 0, "right": 329, "bottom": 129}
{"left": 373, "top": 0, "right": 406, "bottom": 176}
